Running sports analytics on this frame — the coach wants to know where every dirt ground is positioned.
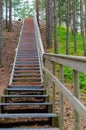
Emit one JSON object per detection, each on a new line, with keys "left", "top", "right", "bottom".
{"left": 0, "top": 21, "right": 21, "bottom": 96}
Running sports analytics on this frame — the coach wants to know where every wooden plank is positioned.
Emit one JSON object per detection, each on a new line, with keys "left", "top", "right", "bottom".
{"left": 6, "top": 88, "right": 45, "bottom": 91}
{"left": 15, "top": 67, "right": 40, "bottom": 70}
{"left": 0, "top": 113, "right": 57, "bottom": 118}
{"left": 0, "top": 102, "right": 51, "bottom": 106}
{"left": 2, "top": 94, "right": 48, "bottom": 98}
{"left": 43, "top": 53, "right": 86, "bottom": 74}
{"left": 8, "top": 85, "right": 43, "bottom": 88}
{"left": 0, "top": 128, "right": 60, "bottom": 130}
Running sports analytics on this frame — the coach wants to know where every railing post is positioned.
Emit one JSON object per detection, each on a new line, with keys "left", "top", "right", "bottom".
{"left": 52, "top": 62, "right": 56, "bottom": 113}
{"left": 73, "top": 70, "right": 80, "bottom": 130}
{"left": 60, "top": 64, "right": 64, "bottom": 130}
{"left": 43, "top": 58, "right": 50, "bottom": 96}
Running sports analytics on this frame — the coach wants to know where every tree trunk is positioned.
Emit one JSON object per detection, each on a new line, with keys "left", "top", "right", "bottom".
{"left": 0, "top": 0, "right": 3, "bottom": 64}
{"left": 9, "top": 0, "right": 12, "bottom": 31}
{"left": 53, "top": 0, "right": 58, "bottom": 53}
{"left": 66, "top": 0, "right": 69, "bottom": 55}
{"left": 6, "top": 0, "right": 8, "bottom": 28}
{"left": 36, "top": 0, "right": 39, "bottom": 26}
{"left": 58, "top": 0, "right": 61, "bottom": 26}
{"left": 73, "top": 0, "right": 77, "bottom": 52}
{"left": 40, "top": 0, "right": 43, "bottom": 21}
{"left": 46, "top": 0, "right": 53, "bottom": 48}
{"left": 84, "top": 0, "right": 86, "bottom": 35}
{"left": 80, "top": 0, "right": 84, "bottom": 36}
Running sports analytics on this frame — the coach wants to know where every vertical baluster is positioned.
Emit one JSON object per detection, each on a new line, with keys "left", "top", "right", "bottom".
{"left": 52, "top": 62, "right": 56, "bottom": 113}
{"left": 73, "top": 70, "right": 80, "bottom": 130}
{"left": 60, "top": 64, "right": 64, "bottom": 130}
{"left": 43, "top": 58, "right": 50, "bottom": 95}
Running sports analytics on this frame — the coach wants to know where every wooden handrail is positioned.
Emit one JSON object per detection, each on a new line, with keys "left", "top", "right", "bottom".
{"left": 44, "top": 53, "right": 86, "bottom": 74}
{"left": 34, "top": 14, "right": 86, "bottom": 130}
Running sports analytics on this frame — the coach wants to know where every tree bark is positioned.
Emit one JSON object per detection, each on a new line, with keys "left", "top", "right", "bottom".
{"left": 9, "top": 0, "right": 12, "bottom": 31}
{"left": 80, "top": 0, "right": 84, "bottom": 36}
{"left": 0, "top": 0, "right": 3, "bottom": 64}
{"left": 46, "top": 0, "right": 53, "bottom": 48}
{"left": 53, "top": 0, "right": 58, "bottom": 53}
{"left": 66, "top": 0, "right": 69, "bottom": 55}
{"left": 6, "top": 0, "right": 8, "bottom": 28}
{"left": 36, "top": 0, "right": 39, "bottom": 26}
{"left": 73, "top": 0, "right": 77, "bottom": 52}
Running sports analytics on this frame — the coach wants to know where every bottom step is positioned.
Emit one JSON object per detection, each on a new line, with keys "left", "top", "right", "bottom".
{"left": 0, "top": 128, "right": 60, "bottom": 130}
{"left": 0, "top": 113, "right": 58, "bottom": 128}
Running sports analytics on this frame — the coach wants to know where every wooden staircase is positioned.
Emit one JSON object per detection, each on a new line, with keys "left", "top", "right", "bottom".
{"left": 0, "top": 18, "right": 59, "bottom": 130}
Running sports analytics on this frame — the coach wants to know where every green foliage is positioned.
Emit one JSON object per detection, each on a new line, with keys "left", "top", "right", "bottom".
{"left": 13, "top": 0, "right": 35, "bottom": 19}
{"left": 79, "top": 73, "right": 86, "bottom": 90}
{"left": 64, "top": 67, "right": 73, "bottom": 82}
{"left": 57, "top": 26, "right": 83, "bottom": 55}
{"left": 49, "top": 26, "right": 86, "bottom": 90}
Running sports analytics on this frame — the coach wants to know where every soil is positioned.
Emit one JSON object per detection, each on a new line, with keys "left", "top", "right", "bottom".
{"left": 0, "top": 21, "right": 86, "bottom": 129}
{"left": 0, "top": 21, "right": 21, "bottom": 96}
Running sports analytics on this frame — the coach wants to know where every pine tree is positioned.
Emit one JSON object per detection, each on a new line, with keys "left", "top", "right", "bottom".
{"left": 46, "top": 0, "right": 53, "bottom": 48}
{"left": 9, "top": 0, "right": 12, "bottom": 31}
{"left": 66, "top": 0, "right": 69, "bottom": 55}
{"left": 53, "top": 0, "right": 58, "bottom": 53}
{"left": 0, "top": 0, "right": 3, "bottom": 64}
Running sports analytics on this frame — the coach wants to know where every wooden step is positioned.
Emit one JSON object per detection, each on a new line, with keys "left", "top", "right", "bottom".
{"left": 15, "top": 64, "right": 39, "bottom": 67}
{"left": 0, "top": 102, "right": 51, "bottom": 106}
{"left": 8, "top": 85, "right": 43, "bottom": 88}
{"left": 17, "top": 54, "right": 38, "bottom": 58}
{"left": 0, "top": 128, "right": 60, "bottom": 130}
{"left": 16, "top": 61, "right": 39, "bottom": 64}
{"left": 14, "top": 70, "right": 40, "bottom": 73}
{"left": 17, "top": 53, "right": 38, "bottom": 55}
{"left": 2, "top": 95, "right": 48, "bottom": 98}
{"left": 0, "top": 113, "right": 58, "bottom": 127}
{"left": 5, "top": 88, "right": 45, "bottom": 92}
{"left": 0, "top": 113, "right": 57, "bottom": 118}
{"left": 15, "top": 67, "right": 40, "bottom": 70}
{"left": 13, "top": 74, "right": 40, "bottom": 77}
{"left": 12, "top": 77, "right": 41, "bottom": 82}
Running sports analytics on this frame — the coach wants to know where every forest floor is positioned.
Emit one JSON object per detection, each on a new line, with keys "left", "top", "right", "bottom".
{"left": 0, "top": 21, "right": 86, "bottom": 129}
{"left": 0, "top": 21, "right": 21, "bottom": 96}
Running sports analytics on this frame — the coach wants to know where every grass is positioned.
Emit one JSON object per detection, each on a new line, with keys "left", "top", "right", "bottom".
{"left": 48, "top": 26, "right": 86, "bottom": 91}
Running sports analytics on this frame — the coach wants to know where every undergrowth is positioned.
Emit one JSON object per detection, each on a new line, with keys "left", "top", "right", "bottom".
{"left": 49, "top": 26, "right": 86, "bottom": 91}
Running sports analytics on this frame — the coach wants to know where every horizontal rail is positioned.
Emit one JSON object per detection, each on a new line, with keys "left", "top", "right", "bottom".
{"left": 44, "top": 53, "right": 86, "bottom": 74}
{"left": 34, "top": 14, "right": 44, "bottom": 83}
{"left": 43, "top": 66, "right": 86, "bottom": 122}
{"left": 34, "top": 14, "right": 45, "bottom": 56}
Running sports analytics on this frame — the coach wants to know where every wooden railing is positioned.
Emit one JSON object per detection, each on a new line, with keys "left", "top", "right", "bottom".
{"left": 43, "top": 54, "right": 86, "bottom": 130}
{"left": 34, "top": 15, "right": 86, "bottom": 130}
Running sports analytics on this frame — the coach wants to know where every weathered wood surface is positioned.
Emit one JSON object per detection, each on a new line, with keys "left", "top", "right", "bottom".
{"left": 43, "top": 66, "right": 86, "bottom": 122}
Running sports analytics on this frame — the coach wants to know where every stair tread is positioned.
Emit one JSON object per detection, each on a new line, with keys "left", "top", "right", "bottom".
{"left": 0, "top": 128, "right": 60, "bottom": 130}
{"left": 0, "top": 102, "right": 51, "bottom": 106}
{"left": 15, "top": 67, "right": 40, "bottom": 70}
{"left": 0, "top": 113, "right": 57, "bottom": 118}
{"left": 13, "top": 74, "right": 40, "bottom": 76}
{"left": 2, "top": 94, "right": 47, "bottom": 97}
{"left": 6, "top": 88, "right": 45, "bottom": 91}
{"left": 8, "top": 85, "right": 43, "bottom": 88}
{"left": 13, "top": 77, "right": 41, "bottom": 80}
